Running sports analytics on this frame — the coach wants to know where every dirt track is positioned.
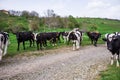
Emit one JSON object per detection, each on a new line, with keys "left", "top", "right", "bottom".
{"left": 0, "top": 45, "right": 110, "bottom": 80}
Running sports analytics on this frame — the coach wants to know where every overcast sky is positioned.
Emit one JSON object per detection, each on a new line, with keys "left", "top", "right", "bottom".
{"left": 0, "top": 0, "right": 120, "bottom": 19}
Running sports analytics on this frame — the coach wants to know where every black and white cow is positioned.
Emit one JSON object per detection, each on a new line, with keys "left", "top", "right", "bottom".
{"left": 34, "top": 32, "right": 47, "bottom": 50}
{"left": 103, "top": 32, "right": 120, "bottom": 46}
{"left": 15, "top": 31, "right": 34, "bottom": 51}
{"left": 67, "top": 29, "right": 82, "bottom": 50}
{"left": 87, "top": 32, "right": 101, "bottom": 47}
{"left": 61, "top": 31, "right": 69, "bottom": 43}
{"left": 0, "top": 32, "right": 9, "bottom": 61}
{"left": 103, "top": 34, "right": 120, "bottom": 67}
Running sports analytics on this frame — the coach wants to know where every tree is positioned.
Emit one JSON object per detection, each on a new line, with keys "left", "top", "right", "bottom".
{"left": 21, "top": 10, "right": 30, "bottom": 19}
{"left": 9, "top": 10, "right": 22, "bottom": 16}
{"left": 30, "top": 11, "right": 39, "bottom": 18}
{"left": 29, "top": 19, "right": 39, "bottom": 31}
{"left": 45, "top": 9, "right": 55, "bottom": 17}
{"left": 44, "top": 9, "right": 56, "bottom": 29}
{"left": 67, "top": 15, "right": 80, "bottom": 29}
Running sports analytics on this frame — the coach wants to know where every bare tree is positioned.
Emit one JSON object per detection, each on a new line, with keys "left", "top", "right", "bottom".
{"left": 30, "top": 11, "right": 39, "bottom": 17}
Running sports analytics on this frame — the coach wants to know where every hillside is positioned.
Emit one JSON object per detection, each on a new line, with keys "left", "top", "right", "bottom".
{"left": 0, "top": 11, "right": 120, "bottom": 33}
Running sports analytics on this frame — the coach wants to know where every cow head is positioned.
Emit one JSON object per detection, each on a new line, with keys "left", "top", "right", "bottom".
{"left": 33, "top": 33, "right": 38, "bottom": 41}
{"left": 106, "top": 35, "right": 120, "bottom": 51}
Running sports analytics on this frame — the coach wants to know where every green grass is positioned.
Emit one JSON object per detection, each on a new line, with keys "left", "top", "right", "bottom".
{"left": 99, "top": 64, "right": 120, "bottom": 80}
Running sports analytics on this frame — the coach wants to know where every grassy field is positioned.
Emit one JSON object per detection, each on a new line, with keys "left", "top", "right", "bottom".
{"left": 2, "top": 17, "right": 120, "bottom": 80}
{"left": 99, "top": 65, "right": 120, "bottom": 80}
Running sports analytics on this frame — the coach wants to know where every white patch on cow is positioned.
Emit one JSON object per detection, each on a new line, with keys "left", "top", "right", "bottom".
{"left": 108, "top": 34, "right": 115, "bottom": 42}
{"left": 111, "top": 55, "right": 114, "bottom": 65}
{"left": 33, "top": 33, "right": 38, "bottom": 41}
{"left": 105, "top": 33, "right": 109, "bottom": 39}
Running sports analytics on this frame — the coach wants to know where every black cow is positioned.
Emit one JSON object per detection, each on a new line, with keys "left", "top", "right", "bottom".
{"left": 0, "top": 32, "right": 9, "bottom": 61}
{"left": 34, "top": 32, "right": 60, "bottom": 50}
{"left": 15, "top": 31, "right": 34, "bottom": 51}
{"left": 87, "top": 32, "right": 101, "bottom": 47}
{"left": 47, "top": 32, "right": 60, "bottom": 44}
{"left": 103, "top": 35, "right": 120, "bottom": 67}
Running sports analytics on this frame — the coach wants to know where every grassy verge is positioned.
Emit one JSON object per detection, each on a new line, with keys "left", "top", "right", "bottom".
{"left": 99, "top": 64, "right": 120, "bottom": 80}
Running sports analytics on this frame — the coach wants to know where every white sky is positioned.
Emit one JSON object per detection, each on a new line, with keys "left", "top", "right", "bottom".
{"left": 0, "top": 0, "right": 120, "bottom": 19}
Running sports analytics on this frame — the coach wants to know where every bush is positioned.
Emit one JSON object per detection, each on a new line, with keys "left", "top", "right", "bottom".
{"left": 9, "top": 23, "right": 28, "bottom": 33}
{"left": 89, "top": 24, "right": 98, "bottom": 32}
{"left": 29, "top": 20, "right": 39, "bottom": 31}
{"left": 0, "top": 22, "right": 9, "bottom": 31}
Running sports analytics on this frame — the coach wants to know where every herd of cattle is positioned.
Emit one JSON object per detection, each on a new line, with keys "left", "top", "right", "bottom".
{"left": 0, "top": 28, "right": 120, "bottom": 67}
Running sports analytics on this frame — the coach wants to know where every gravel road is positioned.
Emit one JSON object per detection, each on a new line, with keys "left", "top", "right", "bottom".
{"left": 0, "top": 45, "right": 110, "bottom": 80}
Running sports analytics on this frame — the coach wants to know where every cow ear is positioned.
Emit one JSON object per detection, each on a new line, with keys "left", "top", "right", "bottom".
{"left": 102, "top": 38, "right": 107, "bottom": 41}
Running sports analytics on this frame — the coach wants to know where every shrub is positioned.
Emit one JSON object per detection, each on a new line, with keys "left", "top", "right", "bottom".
{"left": 0, "top": 22, "right": 9, "bottom": 31}
{"left": 89, "top": 24, "right": 98, "bottom": 32}
{"left": 9, "top": 23, "right": 28, "bottom": 33}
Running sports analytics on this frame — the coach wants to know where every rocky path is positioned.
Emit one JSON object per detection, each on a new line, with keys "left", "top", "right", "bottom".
{"left": 0, "top": 45, "right": 110, "bottom": 80}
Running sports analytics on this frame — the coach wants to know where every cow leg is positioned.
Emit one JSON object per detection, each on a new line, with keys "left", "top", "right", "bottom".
{"left": 58, "top": 37, "right": 61, "bottom": 43}
{"left": 73, "top": 40, "right": 76, "bottom": 50}
{"left": 40, "top": 42, "right": 42, "bottom": 50}
{"left": 111, "top": 54, "right": 114, "bottom": 65}
{"left": 94, "top": 40, "right": 97, "bottom": 47}
{"left": 17, "top": 42, "right": 20, "bottom": 51}
{"left": 118, "top": 53, "right": 120, "bottom": 61}
{"left": 76, "top": 40, "right": 80, "bottom": 50}
{"left": 32, "top": 39, "right": 35, "bottom": 46}
{"left": 80, "top": 38, "right": 82, "bottom": 45}
{"left": 43, "top": 40, "right": 47, "bottom": 47}
{"left": 118, "top": 49, "right": 120, "bottom": 61}
{"left": 23, "top": 41, "right": 25, "bottom": 50}
{"left": 91, "top": 39, "right": 93, "bottom": 44}
{"left": 116, "top": 54, "right": 119, "bottom": 67}
{"left": 0, "top": 49, "right": 3, "bottom": 61}
{"left": 37, "top": 42, "right": 39, "bottom": 50}
{"left": 3, "top": 40, "right": 9, "bottom": 56}
{"left": 53, "top": 38, "right": 57, "bottom": 46}
{"left": 33, "top": 40, "right": 35, "bottom": 46}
